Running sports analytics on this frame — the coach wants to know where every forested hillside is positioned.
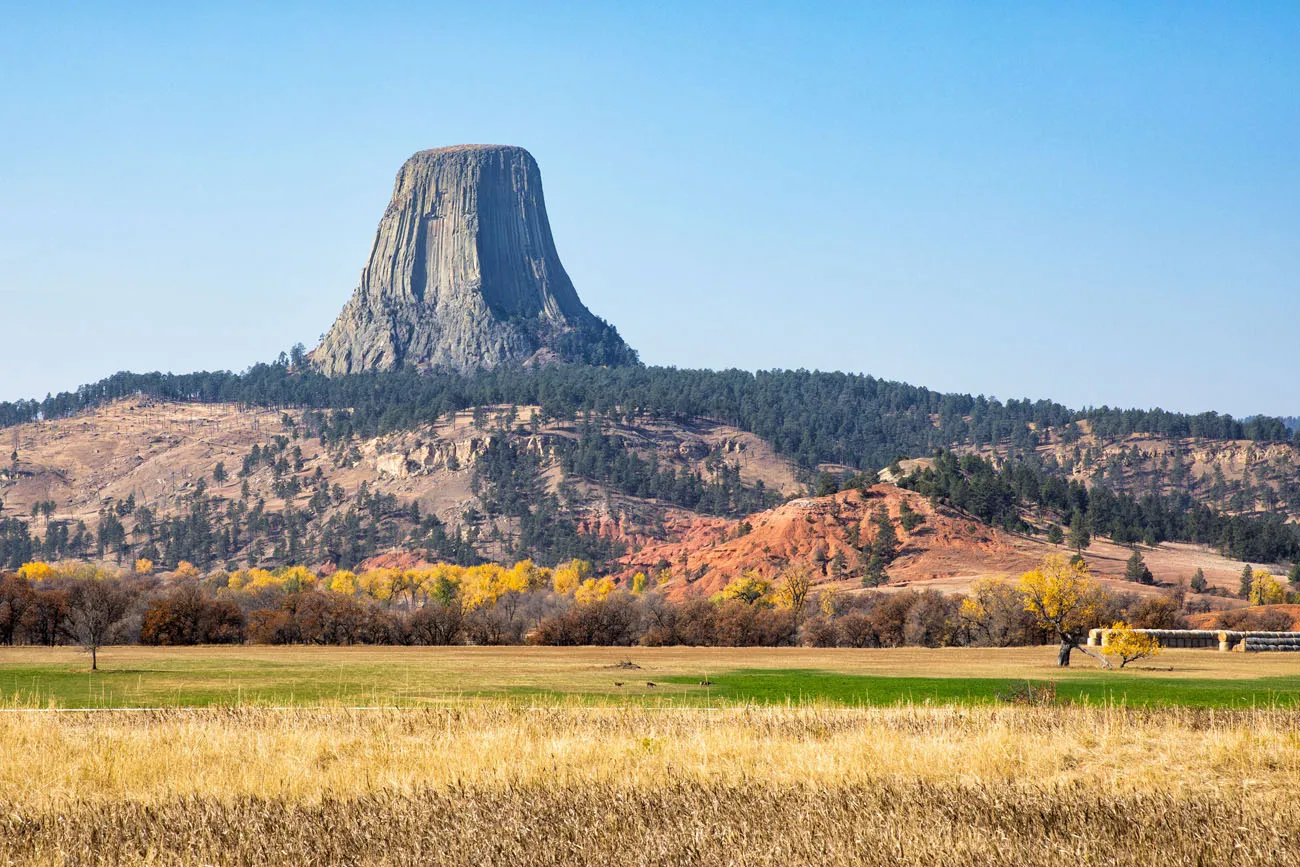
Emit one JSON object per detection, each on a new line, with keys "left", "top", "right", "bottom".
{"left": 0, "top": 399, "right": 796, "bottom": 573}
{"left": 1, "top": 361, "right": 1292, "bottom": 471}
{"left": 900, "top": 450, "right": 1300, "bottom": 565}
{"left": 3, "top": 361, "right": 1299, "bottom": 579}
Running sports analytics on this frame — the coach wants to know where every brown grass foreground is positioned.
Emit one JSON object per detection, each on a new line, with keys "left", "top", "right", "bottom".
{"left": 2, "top": 704, "right": 1299, "bottom": 865}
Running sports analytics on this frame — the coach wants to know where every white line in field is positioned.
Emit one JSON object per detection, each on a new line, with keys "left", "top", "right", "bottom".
{"left": 0, "top": 705, "right": 730, "bottom": 713}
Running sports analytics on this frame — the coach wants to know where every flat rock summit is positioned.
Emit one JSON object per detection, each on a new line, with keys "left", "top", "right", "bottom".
{"left": 312, "top": 144, "right": 636, "bottom": 374}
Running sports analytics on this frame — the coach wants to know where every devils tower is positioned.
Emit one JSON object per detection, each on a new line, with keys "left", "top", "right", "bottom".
{"left": 311, "top": 145, "right": 636, "bottom": 374}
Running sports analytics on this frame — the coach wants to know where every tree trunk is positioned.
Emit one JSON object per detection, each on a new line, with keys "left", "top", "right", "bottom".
{"left": 1056, "top": 641, "right": 1073, "bottom": 667}
{"left": 91, "top": 646, "right": 97, "bottom": 671}
{"left": 1077, "top": 644, "right": 1114, "bottom": 669}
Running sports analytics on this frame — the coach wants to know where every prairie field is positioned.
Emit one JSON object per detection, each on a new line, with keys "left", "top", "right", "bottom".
{"left": 1, "top": 644, "right": 1299, "bottom": 708}
{"left": 3, "top": 702, "right": 1300, "bottom": 865}
{"left": 3, "top": 646, "right": 1300, "bottom": 864}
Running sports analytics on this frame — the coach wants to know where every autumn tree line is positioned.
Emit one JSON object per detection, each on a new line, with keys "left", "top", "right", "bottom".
{"left": 1, "top": 555, "right": 1287, "bottom": 663}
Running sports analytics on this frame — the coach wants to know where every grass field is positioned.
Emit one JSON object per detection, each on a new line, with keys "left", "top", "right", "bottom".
{"left": 4, "top": 647, "right": 1300, "bottom": 864}
{"left": 3, "top": 702, "right": 1300, "bottom": 864}
{"left": 1, "top": 644, "right": 1299, "bottom": 708}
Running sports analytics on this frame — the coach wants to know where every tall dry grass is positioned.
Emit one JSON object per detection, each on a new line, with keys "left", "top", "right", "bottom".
{"left": 2, "top": 704, "right": 1298, "bottom": 864}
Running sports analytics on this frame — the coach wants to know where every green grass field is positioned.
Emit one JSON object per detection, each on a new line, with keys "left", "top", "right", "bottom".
{"left": 2, "top": 645, "right": 1299, "bottom": 708}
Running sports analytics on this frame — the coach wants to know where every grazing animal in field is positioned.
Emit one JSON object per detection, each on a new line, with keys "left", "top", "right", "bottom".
{"left": 614, "top": 682, "right": 624, "bottom": 687}
{"left": 645, "top": 682, "right": 657, "bottom": 687}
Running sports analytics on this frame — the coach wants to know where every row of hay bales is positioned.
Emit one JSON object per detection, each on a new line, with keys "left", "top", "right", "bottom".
{"left": 1087, "top": 629, "right": 1300, "bottom": 652}
{"left": 1240, "top": 635, "right": 1300, "bottom": 652}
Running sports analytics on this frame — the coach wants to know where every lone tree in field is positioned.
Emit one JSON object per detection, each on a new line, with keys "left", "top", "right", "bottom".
{"left": 1103, "top": 621, "right": 1162, "bottom": 668}
{"left": 67, "top": 579, "right": 134, "bottom": 671}
{"left": 1019, "top": 554, "right": 1113, "bottom": 668}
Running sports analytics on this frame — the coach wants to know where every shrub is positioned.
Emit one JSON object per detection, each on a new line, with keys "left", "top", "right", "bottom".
{"left": 1214, "top": 607, "right": 1295, "bottom": 631}
{"left": 140, "top": 586, "right": 245, "bottom": 645}
{"left": 1124, "top": 596, "right": 1187, "bottom": 630}
{"left": 712, "top": 601, "right": 797, "bottom": 647}
{"left": 407, "top": 602, "right": 464, "bottom": 645}
{"left": 530, "top": 595, "right": 642, "bottom": 646}
{"left": 799, "top": 616, "right": 840, "bottom": 648}
{"left": 642, "top": 598, "right": 718, "bottom": 646}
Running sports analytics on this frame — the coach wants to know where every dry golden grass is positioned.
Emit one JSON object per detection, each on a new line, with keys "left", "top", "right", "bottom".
{"left": 3, "top": 703, "right": 1300, "bottom": 864}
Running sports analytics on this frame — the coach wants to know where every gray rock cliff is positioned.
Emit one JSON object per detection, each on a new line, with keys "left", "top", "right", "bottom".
{"left": 312, "top": 144, "right": 636, "bottom": 374}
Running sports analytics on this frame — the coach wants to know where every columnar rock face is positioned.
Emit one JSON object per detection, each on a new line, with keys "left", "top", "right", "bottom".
{"left": 311, "top": 144, "right": 636, "bottom": 375}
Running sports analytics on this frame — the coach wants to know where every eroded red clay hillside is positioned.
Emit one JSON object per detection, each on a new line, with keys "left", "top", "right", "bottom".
{"left": 620, "top": 484, "right": 1261, "bottom": 605}
{"left": 620, "top": 485, "right": 1024, "bottom": 598}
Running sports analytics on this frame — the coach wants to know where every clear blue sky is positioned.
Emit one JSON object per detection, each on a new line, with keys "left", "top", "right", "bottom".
{"left": 2, "top": 2, "right": 1298, "bottom": 416}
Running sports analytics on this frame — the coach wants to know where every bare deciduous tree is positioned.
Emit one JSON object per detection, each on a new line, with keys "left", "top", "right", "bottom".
{"left": 67, "top": 580, "right": 134, "bottom": 671}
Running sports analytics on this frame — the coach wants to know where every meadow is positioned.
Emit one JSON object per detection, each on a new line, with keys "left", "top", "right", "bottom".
{"left": 1, "top": 644, "right": 1299, "bottom": 708}
{"left": 4, "top": 646, "right": 1300, "bottom": 864}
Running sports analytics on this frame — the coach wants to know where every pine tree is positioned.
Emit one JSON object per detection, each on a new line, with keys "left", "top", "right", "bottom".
{"left": 862, "top": 553, "right": 889, "bottom": 587}
{"left": 898, "top": 501, "right": 923, "bottom": 532}
{"left": 1239, "top": 564, "right": 1255, "bottom": 599}
{"left": 871, "top": 508, "right": 899, "bottom": 562}
{"left": 1046, "top": 524, "right": 1064, "bottom": 545}
{"left": 1124, "top": 549, "right": 1154, "bottom": 585}
{"left": 1190, "top": 567, "right": 1207, "bottom": 594}
{"left": 1067, "top": 511, "right": 1091, "bottom": 554}
{"left": 1288, "top": 562, "right": 1300, "bottom": 591}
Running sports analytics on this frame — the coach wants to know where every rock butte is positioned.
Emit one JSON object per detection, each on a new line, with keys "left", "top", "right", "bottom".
{"left": 312, "top": 144, "right": 635, "bottom": 374}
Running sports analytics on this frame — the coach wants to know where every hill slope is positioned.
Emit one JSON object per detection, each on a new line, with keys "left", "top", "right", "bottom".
{"left": 0, "top": 398, "right": 798, "bottom": 570}
{"left": 624, "top": 485, "right": 1259, "bottom": 605}
{"left": 0, "top": 399, "right": 1272, "bottom": 613}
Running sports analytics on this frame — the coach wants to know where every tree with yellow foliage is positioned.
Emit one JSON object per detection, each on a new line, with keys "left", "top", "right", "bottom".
{"left": 509, "top": 559, "right": 549, "bottom": 593}
{"left": 771, "top": 565, "right": 812, "bottom": 617}
{"left": 459, "top": 564, "right": 535, "bottom": 611}
{"left": 357, "top": 568, "right": 400, "bottom": 604}
{"left": 960, "top": 577, "right": 1040, "bottom": 647}
{"left": 172, "top": 561, "right": 200, "bottom": 581}
{"left": 574, "top": 576, "right": 617, "bottom": 604}
{"left": 415, "top": 566, "right": 462, "bottom": 607}
{"left": 17, "top": 562, "right": 55, "bottom": 583}
{"left": 1248, "top": 570, "right": 1286, "bottom": 606}
{"left": 713, "top": 572, "right": 772, "bottom": 606}
{"left": 328, "top": 570, "right": 359, "bottom": 595}
{"left": 134, "top": 558, "right": 154, "bottom": 576}
{"left": 226, "top": 568, "right": 277, "bottom": 593}
{"left": 279, "top": 565, "right": 317, "bottom": 593}
{"left": 1102, "top": 621, "right": 1161, "bottom": 669}
{"left": 630, "top": 572, "right": 649, "bottom": 594}
{"left": 817, "top": 587, "right": 842, "bottom": 618}
{"left": 552, "top": 559, "right": 593, "bottom": 595}
{"left": 1019, "top": 554, "right": 1115, "bottom": 667}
